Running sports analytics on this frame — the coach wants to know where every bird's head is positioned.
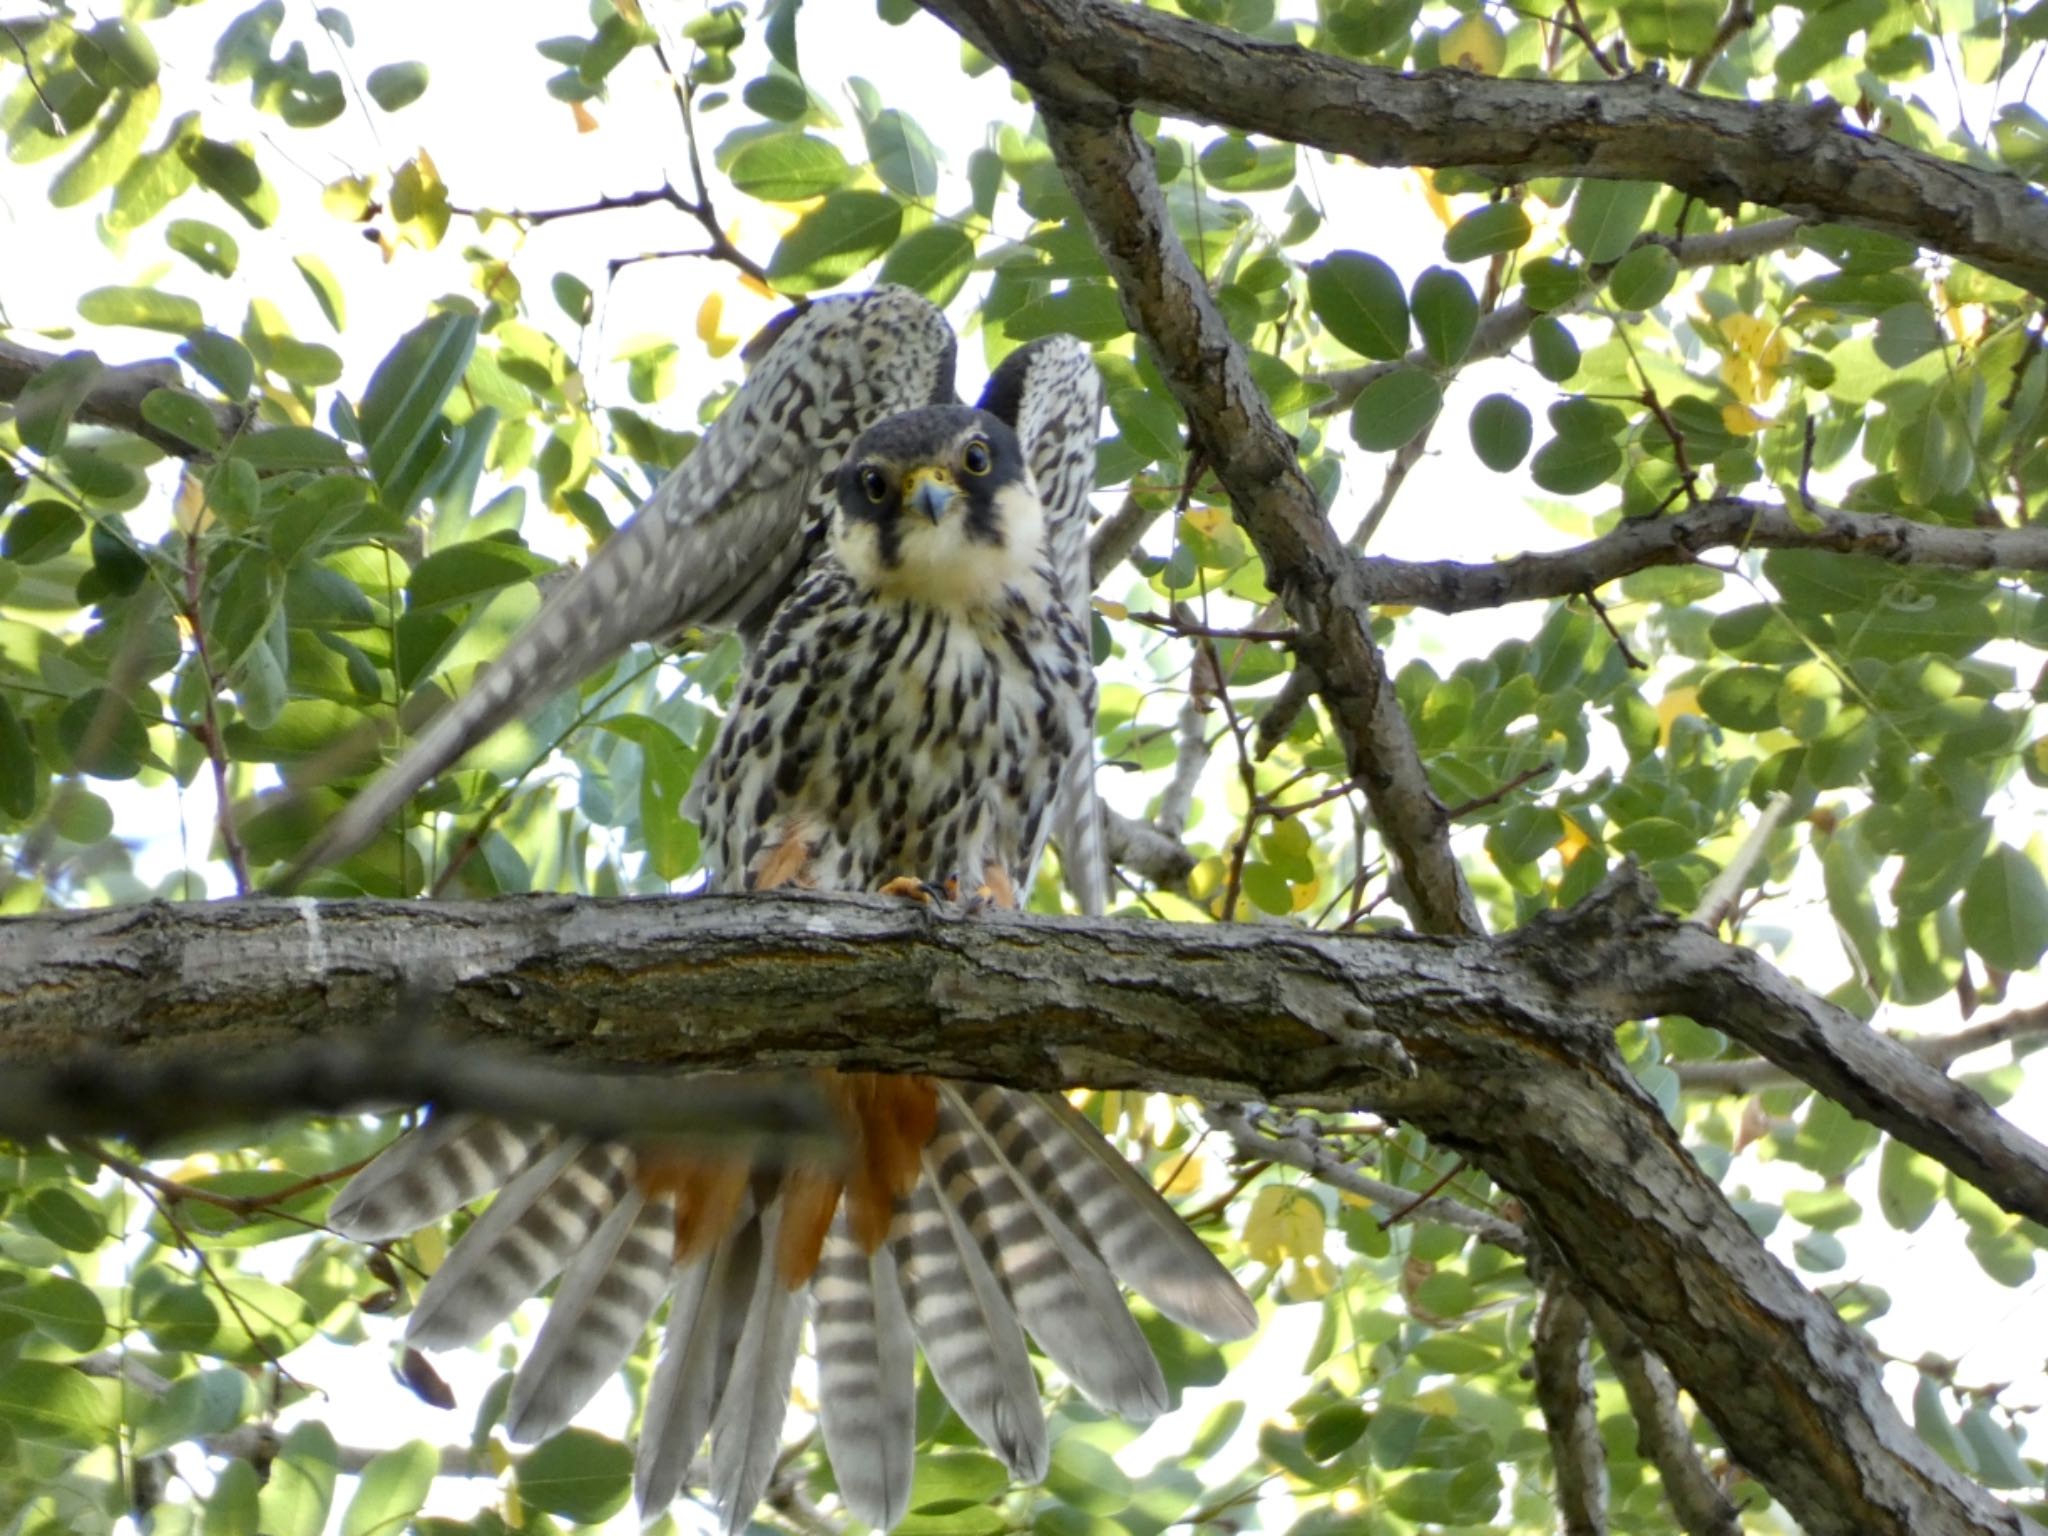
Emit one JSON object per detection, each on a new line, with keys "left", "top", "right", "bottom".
{"left": 832, "top": 405, "right": 1044, "bottom": 608}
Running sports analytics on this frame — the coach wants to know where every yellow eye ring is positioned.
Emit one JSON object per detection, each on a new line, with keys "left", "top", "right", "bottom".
{"left": 962, "top": 439, "right": 992, "bottom": 476}
{"left": 860, "top": 467, "right": 889, "bottom": 503}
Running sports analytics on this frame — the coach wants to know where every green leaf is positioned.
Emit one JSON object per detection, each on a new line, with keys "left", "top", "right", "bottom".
{"left": 1442, "top": 201, "right": 1530, "bottom": 262}
{"left": 142, "top": 387, "right": 225, "bottom": 452}
{"left": 357, "top": 310, "right": 480, "bottom": 515}
{"left": 230, "top": 426, "right": 353, "bottom": 471}
{"left": 1609, "top": 817, "right": 1696, "bottom": 860}
{"left": 1521, "top": 257, "right": 1585, "bottom": 313}
{"left": 57, "top": 689, "right": 150, "bottom": 780}
{"left": 0, "top": 1361, "right": 116, "bottom": 1448}
{"left": 862, "top": 108, "right": 939, "bottom": 199}
{"left": 4, "top": 501, "right": 86, "bottom": 564}
{"left": 1566, "top": 180, "right": 1660, "bottom": 263}
{"left": 0, "top": 696, "right": 36, "bottom": 821}
{"left": 517, "top": 1428, "right": 634, "bottom": 1524}
{"left": 1109, "top": 388, "right": 1183, "bottom": 464}
{"left": 405, "top": 540, "right": 553, "bottom": 610}
{"left": 1007, "top": 284, "right": 1128, "bottom": 343}
{"left": 1877, "top": 1137, "right": 1942, "bottom": 1232}
{"left": 1348, "top": 366, "right": 1442, "bottom": 451}
{"left": 1776, "top": 660, "right": 1842, "bottom": 740}
{"left": 1608, "top": 242, "right": 1678, "bottom": 309}
{"left": 85, "top": 19, "right": 162, "bottom": 86}
{"left": 1302, "top": 1402, "right": 1369, "bottom": 1461}
{"left": 180, "top": 329, "right": 256, "bottom": 400}
{"left": 79, "top": 283, "right": 202, "bottom": 334}
{"left": 1961, "top": 843, "right": 2048, "bottom": 973}
{"left": 878, "top": 224, "right": 976, "bottom": 305}
{"left": 167, "top": 217, "right": 240, "bottom": 277}
{"left": 206, "top": 1456, "right": 263, "bottom": 1536}
{"left": 908, "top": 1452, "right": 1010, "bottom": 1511}
{"left": 294, "top": 253, "right": 346, "bottom": 330}
{"left": 0, "top": 1277, "right": 106, "bottom": 1353}
{"left": 1529, "top": 433, "right": 1621, "bottom": 495}
{"left": 1467, "top": 393, "right": 1532, "bottom": 472}
{"left": 341, "top": 1440, "right": 438, "bottom": 1536}
{"left": 259, "top": 1421, "right": 340, "bottom": 1536}
{"left": 727, "top": 132, "right": 851, "bottom": 202}
{"left": 134, "top": 1369, "right": 253, "bottom": 1458}
{"left": 49, "top": 82, "right": 159, "bottom": 207}
{"left": 14, "top": 353, "right": 104, "bottom": 455}
{"left": 765, "top": 189, "right": 902, "bottom": 293}
{"left": 1528, "top": 315, "right": 1581, "bottom": 381}
{"left": 1046, "top": 1439, "right": 1132, "bottom": 1515}
{"left": 180, "top": 136, "right": 278, "bottom": 228}
{"left": 1411, "top": 266, "right": 1478, "bottom": 366}
{"left": 365, "top": 60, "right": 429, "bottom": 111}
{"left": 1308, "top": 251, "right": 1409, "bottom": 359}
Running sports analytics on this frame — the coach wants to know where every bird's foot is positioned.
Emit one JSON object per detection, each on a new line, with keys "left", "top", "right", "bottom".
{"left": 878, "top": 875, "right": 950, "bottom": 905}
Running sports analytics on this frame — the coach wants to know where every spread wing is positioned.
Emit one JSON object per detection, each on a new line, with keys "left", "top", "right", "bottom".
{"left": 978, "top": 336, "right": 1109, "bottom": 915}
{"left": 285, "top": 287, "right": 957, "bottom": 885}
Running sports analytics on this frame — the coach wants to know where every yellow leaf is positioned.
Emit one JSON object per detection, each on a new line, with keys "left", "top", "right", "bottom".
{"left": 1656, "top": 686, "right": 1701, "bottom": 746}
{"left": 1281, "top": 1253, "right": 1336, "bottom": 1302}
{"left": 1289, "top": 873, "right": 1323, "bottom": 913}
{"left": 1243, "top": 1184, "right": 1328, "bottom": 1266}
{"left": 1439, "top": 14, "right": 1506, "bottom": 74}
{"left": 390, "top": 151, "right": 449, "bottom": 251}
{"left": 322, "top": 174, "right": 373, "bottom": 222}
{"left": 1555, "top": 811, "right": 1591, "bottom": 862}
{"left": 696, "top": 292, "right": 738, "bottom": 359}
{"left": 1093, "top": 598, "right": 1129, "bottom": 621}
{"left": 570, "top": 100, "right": 598, "bottom": 134}
{"left": 1416, "top": 170, "right": 1453, "bottom": 229}
{"left": 1157, "top": 1147, "right": 1208, "bottom": 1199}
{"left": 1183, "top": 506, "right": 1227, "bottom": 536}
{"left": 1721, "top": 401, "right": 1769, "bottom": 436}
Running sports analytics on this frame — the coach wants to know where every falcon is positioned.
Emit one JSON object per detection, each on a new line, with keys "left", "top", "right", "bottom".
{"left": 317, "top": 288, "right": 1257, "bottom": 1530}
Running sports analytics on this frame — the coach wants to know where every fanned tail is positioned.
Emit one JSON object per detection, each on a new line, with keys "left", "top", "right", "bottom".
{"left": 327, "top": 1113, "right": 539, "bottom": 1241}
{"left": 962, "top": 1088, "right": 1260, "bottom": 1342}
{"left": 932, "top": 1086, "right": 1166, "bottom": 1421}
{"left": 635, "top": 1207, "right": 761, "bottom": 1513}
{"left": 504, "top": 1190, "right": 675, "bottom": 1444}
{"left": 407, "top": 1141, "right": 634, "bottom": 1350}
{"left": 815, "top": 1222, "right": 917, "bottom": 1530}
{"left": 893, "top": 1156, "right": 1049, "bottom": 1483}
{"left": 710, "top": 1198, "right": 811, "bottom": 1534}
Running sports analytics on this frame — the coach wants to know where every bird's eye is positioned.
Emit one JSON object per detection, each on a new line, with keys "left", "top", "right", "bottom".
{"left": 962, "top": 439, "right": 992, "bottom": 476}
{"left": 859, "top": 467, "right": 889, "bottom": 503}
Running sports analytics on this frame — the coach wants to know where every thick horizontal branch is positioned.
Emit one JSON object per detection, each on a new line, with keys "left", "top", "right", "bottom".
{"left": 0, "top": 337, "right": 248, "bottom": 461}
{"left": 925, "top": 0, "right": 2048, "bottom": 296}
{"left": 1355, "top": 496, "right": 2048, "bottom": 611}
{"left": 4, "top": 876, "right": 2044, "bottom": 1535}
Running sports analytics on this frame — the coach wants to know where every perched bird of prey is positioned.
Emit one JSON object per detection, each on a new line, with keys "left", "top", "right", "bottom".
{"left": 321, "top": 288, "right": 1257, "bottom": 1530}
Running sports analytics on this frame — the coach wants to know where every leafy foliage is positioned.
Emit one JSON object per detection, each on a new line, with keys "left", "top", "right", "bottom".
{"left": 2, "top": 0, "right": 2046, "bottom": 1534}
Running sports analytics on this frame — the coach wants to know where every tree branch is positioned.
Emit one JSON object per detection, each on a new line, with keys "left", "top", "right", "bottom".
{"left": 1353, "top": 496, "right": 2048, "bottom": 612}
{"left": 1678, "top": 1001, "right": 2048, "bottom": 1094}
{"left": 1533, "top": 1287, "right": 1609, "bottom": 1536}
{"left": 4, "top": 875, "right": 2044, "bottom": 1534}
{"left": 1583, "top": 1296, "right": 1746, "bottom": 1536}
{"left": 917, "top": 0, "right": 2048, "bottom": 297}
{"left": 0, "top": 338, "right": 248, "bottom": 461}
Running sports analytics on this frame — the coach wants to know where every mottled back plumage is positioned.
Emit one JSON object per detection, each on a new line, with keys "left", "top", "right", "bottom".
{"left": 326, "top": 290, "right": 1254, "bottom": 1532}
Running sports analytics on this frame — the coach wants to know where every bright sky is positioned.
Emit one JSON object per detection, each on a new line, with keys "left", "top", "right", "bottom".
{"left": 3, "top": 2, "right": 2044, "bottom": 1532}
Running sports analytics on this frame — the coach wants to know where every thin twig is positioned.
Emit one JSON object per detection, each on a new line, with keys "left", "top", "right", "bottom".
{"left": 1582, "top": 587, "right": 1648, "bottom": 670}
{"left": 1680, "top": 0, "right": 1757, "bottom": 89}
{"left": 1444, "top": 760, "right": 1556, "bottom": 820}
{"left": 180, "top": 517, "right": 253, "bottom": 896}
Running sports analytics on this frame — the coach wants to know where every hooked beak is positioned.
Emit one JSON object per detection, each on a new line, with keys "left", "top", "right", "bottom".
{"left": 904, "top": 465, "right": 958, "bottom": 523}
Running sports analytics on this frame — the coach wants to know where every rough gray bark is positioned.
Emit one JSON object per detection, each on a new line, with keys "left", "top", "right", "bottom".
{"left": 0, "top": 337, "right": 248, "bottom": 459}
{"left": 1, "top": 876, "right": 2042, "bottom": 1536}
{"left": 1533, "top": 1288, "right": 1608, "bottom": 1536}
{"left": 920, "top": 0, "right": 2048, "bottom": 297}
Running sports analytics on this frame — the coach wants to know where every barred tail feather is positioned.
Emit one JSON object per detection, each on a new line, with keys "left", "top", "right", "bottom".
{"left": 408, "top": 1141, "right": 634, "bottom": 1351}
{"left": 327, "top": 1114, "right": 541, "bottom": 1241}
{"left": 935, "top": 1087, "right": 1167, "bottom": 1422}
{"left": 967, "top": 1089, "right": 1259, "bottom": 1342}
{"left": 710, "top": 1200, "right": 809, "bottom": 1534}
{"left": 815, "top": 1223, "right": 917, "bottom": 1531}
{"left": 636, "top": 1208, "right": 760, "bottom": 1513}
{"left": 504, "top": 1190, "right": 675, "bottom": 1444}
{"left": 894, "top": 1159, "right": 1049, "bottom": 1483}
